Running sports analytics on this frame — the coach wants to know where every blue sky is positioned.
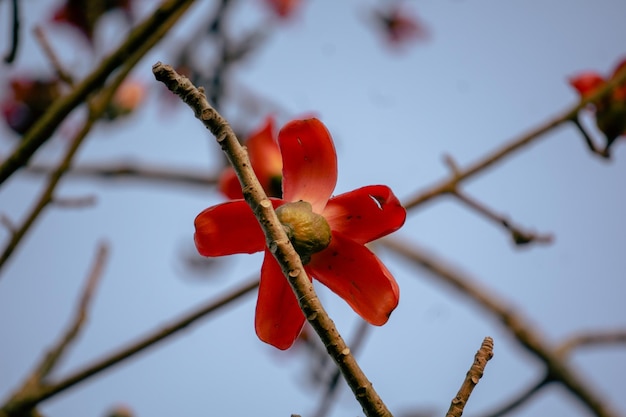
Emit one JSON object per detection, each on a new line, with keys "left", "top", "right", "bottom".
{"left": 1, "top": 1, "right": 625, "bottom": 416}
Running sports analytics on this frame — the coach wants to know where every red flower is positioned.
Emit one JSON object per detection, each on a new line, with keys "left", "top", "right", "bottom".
{"left": 104, "top": 79, "right": 146, "bottom": 121}
{"left": 373, "top": 5, "right": 428, "bottom": 47}
{"left": 51, "top": 0, "right": 132, "bottom": 42}
{"left": 1, "top": 76, "right": 61, "bottom": 135}
{"left": 195, "top": 118, "right": 406, "bottom": 349}
{"left": 219, "top": 117, "right": 283, "bottom": 199}
{"left": 569, "top": 58, "right": 626, "bottom": 150}
{"left": 263, "top": 0, "right": 301, "bottom": 19}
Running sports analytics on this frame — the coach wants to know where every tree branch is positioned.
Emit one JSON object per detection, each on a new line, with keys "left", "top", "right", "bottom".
{"left": 381, "top": 237, "right": 620, "bottom": 417}
{"left": 0, "top": 0, "right": 196, "bottom": 185}
{"left": 1, "top": 242, "right": 109, "bottom": 416}
{"left": 152, "top": 62, "right": 393, "bottom": 417}
{"left": 0, "top": 276, "right": 260, "bottom": 417}
{"left": 446, "top": 337, "right": 494, "bottom": 417}
{"left": 403, "top": 65, "right": 626, "bottom": 211}
{"left": 25, "top": 162, "right": 218, "bottom": 189}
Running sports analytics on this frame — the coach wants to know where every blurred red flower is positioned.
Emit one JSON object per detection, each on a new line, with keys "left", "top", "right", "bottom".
{"left": 194, "top": 118, "right": 406, "bottom": 349}
{"left": 263, "top": 0, "right": 301, "bottom": 19}
{"left": 51, "top": 0, "right": 132, "bottom": 42}
{"left": 1, "top": 76, "right": 62, "bottom": 135}
{"left": 569, "top": 58, "right": 626, "bottom": 151}
{"left": 219, "top": 116, "right": 283, "bottom": 199}
{"left": 104, "top": 79, "right": 146, "bottom": 120}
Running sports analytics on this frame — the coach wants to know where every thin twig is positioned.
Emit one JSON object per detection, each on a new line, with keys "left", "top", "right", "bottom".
{"left": 0, "top": 104, "right": 98, "bottom": 272}
{"left": 37, "top": 242, "right": 109, "bottom": 379}
{"left": 450, "top": 189, "right": 553, "bottom": 246}
{"left": 152, "top": 62, "right": 393, "bottom": 417}
{"left": 1, "top": 242, "right": 109, "bottom": 415}
{"left": 476, "top": 375, "right": 550, "bottom": 417}
{"left": 402, "top": 65, "right": 626, "bottom": 211}
{"left": 0, "top": 277, "right": 260, "bottom": 416}
{"left": 0, "top": 1, "right": 190, "bottom": 275}
{"left": 446, "top": 337, "right": 494, "bottom": 417}
{"left": 382, "top": 237, "right": 620, "bottom": 417}
{"left": 0, "top": 0, "right": 196, "bottom": 186}
{"left": 556, "top": 329, "right": 626, "bottom": 357}
{"left": 3, "top": 0, "right": 19, "bottom": 63}
{"left": 33, "top": 26, "right": 74, "bottom": 85}
{"left": 25, "top": 162, "right": 218, "bottom": 189}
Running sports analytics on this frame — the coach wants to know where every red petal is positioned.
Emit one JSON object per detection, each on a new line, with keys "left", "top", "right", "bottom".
{"left": 218, "top": 167, "right": 243, "bottom": 200}
{"left": 279, "top": 118, "right": 337, "bottom": 212}
{"left": 569, "top": 72, "right": 606, "bottom": 98}
{"left": 247, "top": 116, "right": 283, "bottom": 198}
{"left": 308, "top": 233, "right": 399, "bottom": 326}
{"left": 255, "top": 249, "right": 307, "bottom": 350}
{"left": 194, "top": 199, "right": 284, "bottom": 256}
{"left": 323, "top": 185, "right": 406, "bottom": 245}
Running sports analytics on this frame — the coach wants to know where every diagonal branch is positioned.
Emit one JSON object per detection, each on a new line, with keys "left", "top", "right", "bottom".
{"left": 152, "top": 62, "right": 393, "bottom": 417}
{"left": 403, "top": 64, "right": 626, "bottom": 211}
{"left": 1, "top": 242, "right": 109, "bottom": 416}
{"left": 0, "top": 0, "right": 190, "bottom": 274}
{"left": 0, "top": 276, "right": 260, "bottom": 416}
{"left": 381, "top": 237, "right": 620, "bottom": 417}
{"left": 0, "top": 0, "right": 196, "bottom": 186}
{"left": 446, "top": 337, "right": 494, "bottom": 417}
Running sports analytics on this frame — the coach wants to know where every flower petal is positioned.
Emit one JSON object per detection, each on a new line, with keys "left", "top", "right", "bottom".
{"left": 218, "top": 167, "right": 242, "bottom": 200}
{"left": 569, "top": 72, "right": 606, "bottom": 98}
{"left": 194, "top": 199, "right": 284, "bottom": 256}
{"left": 247, "top": 116, "right": 283, "bottom": 198}
{"left": 323, "top": 185, "right": 406, "bottom": 245}
{"left": 308, "top": 233, "right": 399, "bottom": 326}
{"left": 255, "top": 249, "right": 307, "bottom": 350}
{"left": 279, "top": 118, "right": 337, "bottom": 212}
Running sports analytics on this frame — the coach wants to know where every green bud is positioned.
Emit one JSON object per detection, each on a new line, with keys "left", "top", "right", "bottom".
{"left": 275, "top": 201, "right": 332, "bottom": 264}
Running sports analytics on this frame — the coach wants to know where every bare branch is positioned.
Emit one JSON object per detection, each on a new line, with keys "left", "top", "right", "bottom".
{"left": 313, "top": 320, "right": 371, "bottom": 417}
{"left": 446, "top": 337, "right": 494, "bottom": 417}
{"left": 3, "top": 0, "right": 19, "bottom": 63}
{"left": 26, "top": 162, "right": 218, "bottom": 189}
{"left": 403, "top": 65, "right": 626, "bottom": 211}
{"left": 152, "top": 62, "right": 393, "bottom": 417}
{"left": 450, "top": 189, "right": 553, "bottom": 246}
{"left": 33, "top": 26, "right": 74, "bottom": 85}
{"left": 381, "top": 237, "right": 620, "bottom": 417}
{"left": 0, "top": 276, "right": 260, "bottom": 416}
{"left": 476, "top": 375, "right": 549, "bottom": 417}
{"left": 557, "top": 329, "right": 626, "bottom": 357}
{"left": 0, "top": 0, "right": 196, "bottom": 185}
{"left": 37, "top": 242, "right": 109, "bottom": 379}
{"left": 1, "top": 242, "right": 109, "bottom": 416}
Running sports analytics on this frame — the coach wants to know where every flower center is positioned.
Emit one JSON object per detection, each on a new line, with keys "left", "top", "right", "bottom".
{"left": 275, "top": 201, "right": 331, "bottom": 264}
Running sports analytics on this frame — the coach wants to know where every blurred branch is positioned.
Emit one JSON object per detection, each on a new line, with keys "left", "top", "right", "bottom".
{"left": 34, "top": 243, "right": 109, "bottom": 379}
{"left": 446, "top": 337, "right": 494, "bottom": 417}
{"left": 571, "top": 115, "right": 610, "bottom": 159}
{"left": 403, "top": 66, "right": 626, "bottom": 211}
{"left": 3, "top": 0, "right": 19, "bottom": 63}
{"left": 33, "top": 26, "right": 74, "bottom": 85}
{"left": 449, "top": 188, "right": 553, "bottom": 246}
{"left": 152, "top": 62, "right": 393, "bottom": 417}
{"left": 382, "top": 237, "right": 620, "bottom": 417}
{"left": 0, "top": 276, "right": 260, "bottom": 416}
{"left": 0, "top": 0, "right": 191, "bottom": 274}
{"left": 556, "top": 329, "right": 626, "bottom": 357}
{"left": 0, "top": 0, "right": 196, "bottom": 186}
{"left": 476, "top": 375, "right": 549, "bottom": 417}
{"left": 1, "top": 242, "right": 109, "bottom": 417}
{"left": 26, "top": 162, "right": 218, "bottom": 189}
{"left": 312, "top": 320, "right": 371, "bottom": 417}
